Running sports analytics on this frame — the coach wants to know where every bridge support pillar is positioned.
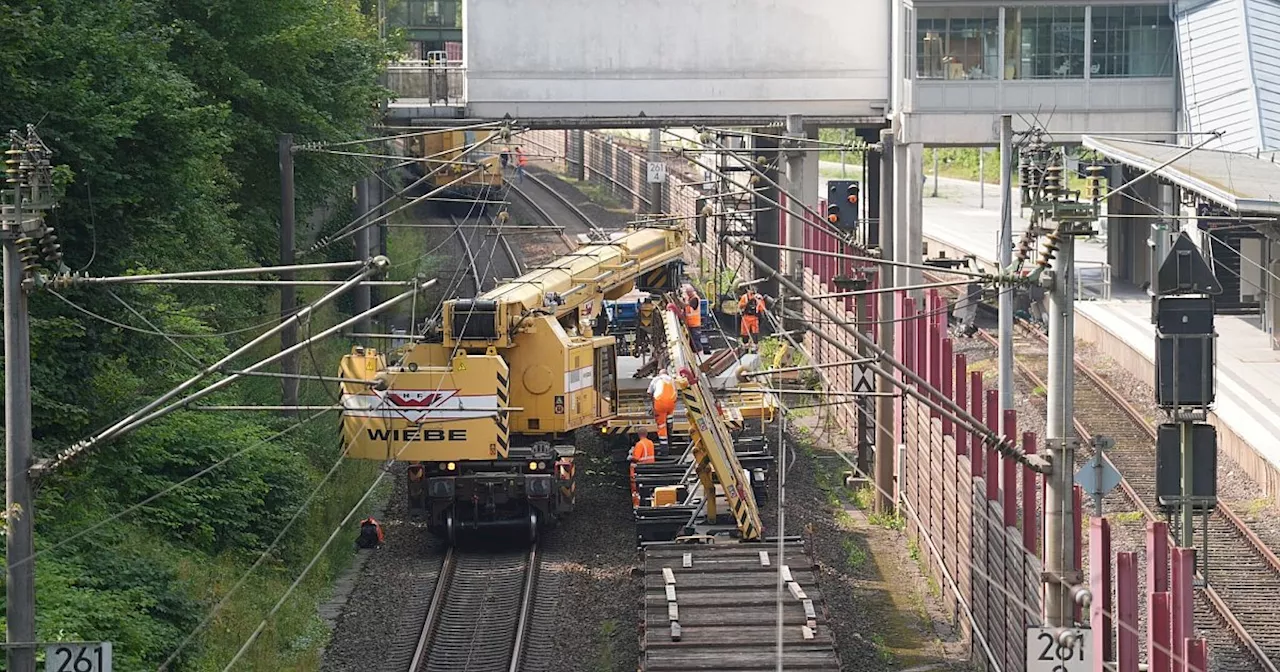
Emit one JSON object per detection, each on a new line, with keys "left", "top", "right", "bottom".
{"left": 894, "top": 140, "right": 924, "bottom": 297}
{"left": 752, "top": 134, "right": 781, "bottom": 299}
{"left": 568, "top": 130, "right": 585, "bottom": 180}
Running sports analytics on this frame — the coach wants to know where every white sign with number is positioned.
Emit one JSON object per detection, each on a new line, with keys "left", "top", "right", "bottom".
{"left": 646, "top": 161, "right": 666, "bottom": 184}
{"left": 45, "top": 642, "right": 112, "bottom": 672}
{"left": 1026, "top": 628, "right": 1091, "bottom": 671}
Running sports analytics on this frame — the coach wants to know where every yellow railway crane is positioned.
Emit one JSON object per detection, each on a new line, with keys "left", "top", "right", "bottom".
{"left": 657, "top": 305, "right": 765, "bottom": 540}
{"left": 338, "top": 226, "right": 686, "bottom": 543}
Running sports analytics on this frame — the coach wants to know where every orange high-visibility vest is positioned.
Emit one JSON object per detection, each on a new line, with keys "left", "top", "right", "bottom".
{"left": 633, "top": 437, "right": 655, "bottom": 463}
{"left": 685, "top": 304, "right": 702, "bottom": 328}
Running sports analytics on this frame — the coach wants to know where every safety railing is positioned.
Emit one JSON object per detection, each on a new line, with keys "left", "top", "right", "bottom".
{"left": 384, "top": 60, "right": 466, "bottom": 106}
{"left": 1075, "top": 261, "right": 1112, "bottom": 302}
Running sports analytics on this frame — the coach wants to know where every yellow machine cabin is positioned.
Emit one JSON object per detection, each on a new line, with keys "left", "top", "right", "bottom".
{"left": 410, "top": 128, "right": 503, "bottom": 197}
{"left": 339, "top": 226, "right": 687, "bottom": 542}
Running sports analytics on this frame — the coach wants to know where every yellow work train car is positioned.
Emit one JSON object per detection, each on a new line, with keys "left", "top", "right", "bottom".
{"left": 410, "top": 129, "right": 504, "bottom": 200}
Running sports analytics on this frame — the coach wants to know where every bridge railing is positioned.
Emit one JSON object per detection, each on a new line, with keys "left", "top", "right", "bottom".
{"left": 384, "top": 60, "right": 466, "bottom": 105}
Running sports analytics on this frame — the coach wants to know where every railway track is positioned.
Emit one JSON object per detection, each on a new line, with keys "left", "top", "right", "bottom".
{"left": 449, "top": 214, "right": 483, "bottom": 295}
{"left": 404, "top": 545, "right": 540, "bottom": 672}
{"left": 975, "top": 322, "right": 1280, "bottom": 671}
{"left": 509, "top": 171, "right": 607, "bottom": 249}
{"left": 448, "top": 211, "right": 526, "bottom": 292}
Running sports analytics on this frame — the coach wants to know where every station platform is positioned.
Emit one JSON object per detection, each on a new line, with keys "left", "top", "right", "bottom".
{"left": 899, "top": 173, "right": 1280, "bottom": 496}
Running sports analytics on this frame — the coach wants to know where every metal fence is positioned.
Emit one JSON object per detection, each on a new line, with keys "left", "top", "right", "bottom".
{"left": 1075, "top": 261, "right": 1112, "bottom": 301}
{"left": 384, "top": 60, "right": 466, "bottom": 105}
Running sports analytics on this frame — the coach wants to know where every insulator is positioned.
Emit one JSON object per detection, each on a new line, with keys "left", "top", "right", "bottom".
{"left": 1044, "top": 166, "right": 1062, "bottom": 199}
{"left": 1085, "top": 165, "right": 1105, "bottom": 201}
{"left": 1015, "top": 230, "right": 1037, "bottom": 263}
{"left": 1037, "top": 231, "right": 1061, "bottom": 268}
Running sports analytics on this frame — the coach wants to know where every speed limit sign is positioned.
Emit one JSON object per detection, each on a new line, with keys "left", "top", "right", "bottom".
{"left": 45, "top": 642, "right": 112, "bottom": 672}
{"left": 1026, "top": 627, "right": 1092, "bottom": 671}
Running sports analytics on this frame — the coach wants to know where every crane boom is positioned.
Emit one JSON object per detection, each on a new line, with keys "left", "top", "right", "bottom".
{"left": 659, "top": 306, "right": 765, "bottom": 540}
{"left": 444, "top": 227, "right": 685, "bottom": 349}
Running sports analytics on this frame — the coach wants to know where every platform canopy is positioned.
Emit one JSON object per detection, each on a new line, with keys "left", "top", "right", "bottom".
{"left": 1082, "top": 136, "right": 1280, "bottom": 216}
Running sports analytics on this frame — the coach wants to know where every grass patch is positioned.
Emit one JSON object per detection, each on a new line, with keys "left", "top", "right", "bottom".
{"left": 851, "top": 485, "right": 876, "bottom": 511}
{"left": 596, "top": 619, "right": 618, "bottom": 670}
{"left": 843, "top": 538, "right": 868, "bottom": 570}
{"left": 560, "top": 176, "right": 631, "bottom": 212}
{"left": 871, "top": 633, "right": 895, "bottom": 664}
{"left": 1110, "top": 510, "right": 1145, "bottom": 524}
{"left": 1243, "top": 498, "right": 1272, "bottom": 516}
{"left": 868, "top": 511, "right": 906, "bottom": 531}
{"left": 1032, "top": 385, "right": 1047, "bottom": 397}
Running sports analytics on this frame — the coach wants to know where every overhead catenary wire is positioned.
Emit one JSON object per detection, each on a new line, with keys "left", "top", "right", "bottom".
{"left": 730, "top": 240, "right": 1048, "bottom": 472}
{"left": 307, "top": 131, "right": 505, "bottom": 253}
{"left": 756, "top": 307, "right": 1216, "bottom": 670}
{"left": 304, "top": 120, "right": 505, "bottom": 151}
{"left": 40, "top": 262, "right": 403, "bottom": 474}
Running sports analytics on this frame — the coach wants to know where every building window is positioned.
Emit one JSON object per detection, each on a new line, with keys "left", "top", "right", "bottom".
{"left": 1006, "top": 6, "right": 1086, "bottom": 79}
{"left": 916, "top": 8, "right": 1000, "bottom": 80}
{"left": 1091, "top": 6, "right": 1175, "bottom": 77}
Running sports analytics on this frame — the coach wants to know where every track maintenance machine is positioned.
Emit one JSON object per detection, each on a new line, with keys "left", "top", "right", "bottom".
{"left": 337, "top": 226, "right": 687, "bottom": 543}
{"left": 627, "top": 302, "right": 774, "bottom": 542}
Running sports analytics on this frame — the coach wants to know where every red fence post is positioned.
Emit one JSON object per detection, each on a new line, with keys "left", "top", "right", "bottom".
{"left": 942, "top": 339, "right": 954, "bottom": 436}
{"left": 1185, "top": 638, "right": 1207, "bottom": 672}
{"left": 1171, "top": 548, "right": 1195, "bottom": 672}
{"left": 970, "top": 372, "right": 983, "bottom": 476}
{"left": 1150, "top": 592, "right": 1172, "bottom": 672}
{"left": 1073, "top": 485, "right": 1083, "bottom": 623}
{"left": 1001, "top": 410, "right": 1017, "bottom": 526}
{"left": 1117, "top": 551, "right": 1140, "bottom": 672}
{"left": 902, "top": 296, "right": 916, "bottom": 374}
{"left": 954, "top": 354, "right": 968, "bottom": 455}
{"left": 1147, "top": 521, "right": 1170, "bottom": 595}
{"left": 984, "top": 390, "right": 998, "bottom": 500}
{"left": 1090, "top": 517, "right": 1113, "bottom": 667}
{"left": 931, "top": 303, "right": 943, "bottom": 420}
{"left": 1021, "top": 432, "right": 1037, "bottom": 553}
{"left": 916, "top": 305, "right": 927, "bottom": 390}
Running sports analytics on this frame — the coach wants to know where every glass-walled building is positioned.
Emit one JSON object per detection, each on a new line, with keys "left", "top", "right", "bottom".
{"left": 902, "top": 1, "right": 1179, "bottom": 144}
{"left": 915, "top": 4, "right": 1174, "bottom": 81}
{"left": 386, "top": 0, "right": 462, "bottom": 60}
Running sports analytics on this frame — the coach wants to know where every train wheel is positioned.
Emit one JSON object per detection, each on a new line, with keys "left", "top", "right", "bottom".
{"left": 527, "top": 510, "right": 539, "bottom": 544}
{"left": 444, "top": 511, "right": 457, "bottom": 546}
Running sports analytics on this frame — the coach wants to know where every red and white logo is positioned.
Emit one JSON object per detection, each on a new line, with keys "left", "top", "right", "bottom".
{"left": 375, "top": 389, "right": 459, "bottom": 423}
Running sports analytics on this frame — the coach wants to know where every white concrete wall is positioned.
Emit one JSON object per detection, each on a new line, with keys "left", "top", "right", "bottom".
{"left": 464, "top": 0, "right": 890, "bottom": 120}
{"left": 901, "top": 79, "right": 1179, "bottom": 145}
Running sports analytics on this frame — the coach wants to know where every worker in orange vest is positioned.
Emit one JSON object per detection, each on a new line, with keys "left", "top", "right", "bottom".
{"left": 629, "top": 431, "right": 656, "bottom": 506}
{"left": 684, "top": 294, "right": 712, "bottom": 356}
{"left": 515, "top": 146, "right": 528, "bottom": 183}
{"left": 648, "top": 371, "right": 677, "bottom": 451}
{"left": 739, "top": 287, "right": 766, "bottom": 352}
{"left": 356, "top": 517, "right": 384, "bottom": 549}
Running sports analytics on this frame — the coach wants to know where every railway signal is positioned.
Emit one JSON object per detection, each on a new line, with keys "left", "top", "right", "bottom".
{"left": 825, "top": 179, "right": 860, "bottom": 232}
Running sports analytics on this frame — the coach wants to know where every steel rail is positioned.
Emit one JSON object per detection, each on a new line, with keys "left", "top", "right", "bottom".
{"left": 449, "top": 214, "right": 482, "bottom": 295}
{"left": 520, "top": 171, "right": 608, "bottom": 240}
{"left": 507, "top": 183, "right": 579, "bottom": 251}
{"left": 507, "top": 545, "right": 539, "bottom": 672}
{"left": 409, "top": 547, "right": 456, "bottom": 672}
{"left": 497, "top": 224, "right": 524, "bottom": 277}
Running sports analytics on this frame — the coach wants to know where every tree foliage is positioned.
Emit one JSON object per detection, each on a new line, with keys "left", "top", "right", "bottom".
{"left": 0, "top": 0, "right": 391, "bottom": 668}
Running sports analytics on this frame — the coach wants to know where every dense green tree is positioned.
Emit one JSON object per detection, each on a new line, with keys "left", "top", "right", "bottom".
{"left": 0, "top": 0, "right": 391, "bottom": 668}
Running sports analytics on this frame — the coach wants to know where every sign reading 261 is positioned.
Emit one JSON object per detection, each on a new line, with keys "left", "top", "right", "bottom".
{"left": 45, "top": 643, "right": 112, "bottom": 672}
{"left": 1026, "top": 628, "right": 1091, "bottom": 672}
